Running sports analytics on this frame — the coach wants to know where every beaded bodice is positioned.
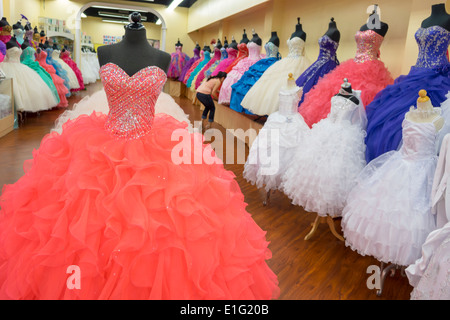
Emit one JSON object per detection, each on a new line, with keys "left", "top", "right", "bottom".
{"left": 60, "top": 50, "right": 71, "bottom": 59}
{"left": 264, "top": 42, "right": 279, "bottom": 59}
{"left": 20, "top": 46, "right": 36, "bottom": 62}
{"left": 354, "top": 30, "right": 384, "bottom": 63}
{"left": 318, "top": 35, "right": 339, "bottom": 63}
{"left": 415, "top": 26, "right": 450, "bottom": 69}
{"left": 286, "top": 37, "right": 306, "bottom": 58}
{"left": 101, "top": 63, "right": 167, "bottom": 140}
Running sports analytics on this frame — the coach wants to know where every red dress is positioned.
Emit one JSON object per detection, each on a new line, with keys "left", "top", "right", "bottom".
{"left": 60, "top": 50, "right": 85, "bottom": 91}
{"left": 0, "top": 63, "right": 280, "bottom": 300}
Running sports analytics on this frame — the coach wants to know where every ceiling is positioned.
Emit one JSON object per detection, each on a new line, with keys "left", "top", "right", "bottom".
{"left": 83, "top": 0, "right": 198, "bottom": 24}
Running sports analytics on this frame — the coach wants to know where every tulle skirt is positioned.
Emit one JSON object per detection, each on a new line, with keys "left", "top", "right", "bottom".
{"left": 54, "top": 57, "right": 81, "bottom": 91}
{"left": 241, "top": 56, "right": 311, "bottom": 116}
{"left": 167, "top": 52, "right": 189, "bottom": 80}
{"left": 80, "top": 53, "right": 98, "bottom": 85}
{"left": 365, "top": 66, "right": 450, "bottom": 162}
{"left": 341, "top": 151, "right": 438, "bottom": 266}
{"left": 0, "top": 61, "right": 58, "bottom": 112}
{"left": 0, "top": 112, "right": 280, "bottom": 300}
{"left": 299, "top": 59, "right": 394, "bottom": 127}
{"left": 211, "top": 57, "right": 237, "bottom": 77}
{"left": 281, "top": 120, "right": 367, "bottom": 217}
{"left": 178, "top": 57, "right": 198, "bottom": 82}
{"left": 53, "top": 89, "right": 193, "bottom": 134}
{"left": 244, "top": 112, "right": 310, "bottom": 192}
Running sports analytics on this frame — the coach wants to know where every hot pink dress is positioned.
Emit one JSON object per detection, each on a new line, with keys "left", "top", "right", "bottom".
{"left": 194, "top": 47, "right": 222, "bottom": 89}
{"left": 298, "top": 30, "right": 394, "bottom": 127}
{"left": 211, "top": 47, "right": 238, "bottom": 76}
{"left": 0, "top": 63, "right": 280, "bottom": 300}
{"left": 60, "top": 50, "right": 85, "bottom": 92}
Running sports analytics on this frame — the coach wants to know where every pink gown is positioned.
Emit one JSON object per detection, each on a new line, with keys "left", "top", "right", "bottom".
{"left": 298, "top": 30, "right": 394, "bottom": 128}
{"left": 0, "top": 63, "right": 280, "bottom": 300}
{"left": 194, "top": 47, "right": 222, "bottom": 89}
{"left": 218, "top": 42, "right": 262, "bottom": 105}
{"left": 211, "top": 47, "right": 238, "bottom": 77}
{"left": 60, "top": 50, "right": 85, "bottom": 92}
{"left": 35, "top": 49, "right": 69, "bottom": 108}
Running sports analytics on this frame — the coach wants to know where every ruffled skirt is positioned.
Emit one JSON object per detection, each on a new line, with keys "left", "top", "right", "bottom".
{"left": 0, "top": 113, "right": 280, "bottom": 300}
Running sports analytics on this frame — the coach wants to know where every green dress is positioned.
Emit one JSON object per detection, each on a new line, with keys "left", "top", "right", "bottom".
{"left": 20, "top": 47, "right": 60, "bottom": 104}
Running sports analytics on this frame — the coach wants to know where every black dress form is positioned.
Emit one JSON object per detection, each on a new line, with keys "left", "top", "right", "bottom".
{"left": 335, "top": 78, "right": 359, "bottom": 104}
{"left": 229, "top": 38, "right": 238, "bottom": 50}
{"left": 421, "top": 3, "right": 450, "bottom": 31}
{"left": 324, "top": 18, "right": 340, "bottom": 43}
{"left": 240, "top": 30, "right": 249, "bottom": 44}
{"left": 360, "top": 8, "right": 389, "bottom": 37}
{"left": 97, "top": 13, "right": 171, "bottom": 76}
{"left": 250, "top": 32, "right": 262, "bottom": 46}
{"left": 6, "top": 36, "right": 19, "bottom": 50}
{"left": 175, "top": 39, "right": 182, "bottom": 47}
{"left": 216, "top": 39, "right": 223, "bottom": 50}
{"left": 291, "top": 18, "right": 307, "bottom": 41}
{"left": 224, "top": 37, "right": 229, "bottom": 49}
{"left": 268, "top": 31, "right": 280, "bottom": 47}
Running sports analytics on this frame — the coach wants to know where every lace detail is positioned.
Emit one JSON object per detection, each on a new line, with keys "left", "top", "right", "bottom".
{"left": 354, "top": 30, "right": 384, "bottom": 64}
{"left": 264, "top": 42, "right": 280, "bottom": 59}
{"left": 415, "top": 26, "right": 450, "bottom": 69}
{"left": 100, "top": 63, "right": 167, "bottom": 140}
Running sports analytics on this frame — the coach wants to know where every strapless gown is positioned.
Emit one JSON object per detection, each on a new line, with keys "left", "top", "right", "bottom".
{"left": 229, "top": 42, "right": 281, "bottom": 113}
{"left": 241, "top": 37, "right": 311, "bottom": 116}
{"left": 0, "top": 63, "right": 280, "bottom": 300}
{"left": 60, "top": 50, "right": 85, "bottom": 92}
{"left": 178, "top": 48, "right": 200, "bottom": 82}
{"left": 298, "top": 30, "right": 394, "bottom": 128}
{"left": 167, "top": 46, "right": 190, "bottom": 80}
{"left": 365, "top": 26, "right": 450, "bottom": 162}
{"left": 219, "top": 42, "right": 262, "bottom": 105}
{"left": 0, "top": 47, "right": 58, "bottom": 112}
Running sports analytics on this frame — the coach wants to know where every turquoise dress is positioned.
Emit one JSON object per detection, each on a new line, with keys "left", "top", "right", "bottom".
{"left": 20, "top": 47, "right": 60, "bottom": 104}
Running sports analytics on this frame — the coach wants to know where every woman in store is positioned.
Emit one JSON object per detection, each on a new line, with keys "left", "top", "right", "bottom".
{"left": 196, "top": 71, "right": 227, "bottom": 130}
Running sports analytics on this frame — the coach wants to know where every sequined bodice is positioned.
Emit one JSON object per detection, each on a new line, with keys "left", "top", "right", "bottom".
{"left": 175, "top": 46, "right": 182, "bottom": 53}
{"left": 401, "top": 117, "right": 440, "bottom": 160}
{"left": 220, "top": 47, "right": 228, "bottom": 60}
{"left": 264, "top": 42, "right": 279, "bottom": 58}
{"left": 20, "top": 46, "right": 36, "bottom": 62}
{"left": 226, "top": 48, "right": 238, "bottom": 59}
{"left": 286, "top": 37, "right": 306, "bottom": 58}
{"left": 101, "top": 63, "right": 167, "bottom": 140}
{"left": 60, "top": 51, "right": 70, "bottom": 59}
{"left": 415, "top": 26, "right": 450, "bottom": 69}
{"left": 354, "top": 30, "right": 384, "bottom": 63}
{"left": 193, "top": 48, "right": 200, "bottom": 59}
{"left": 318, "top": 35, "right": 339, "bottom": 63}
{"left": 4, "top": 47, "right": 21, "bottom": 62}
{"left": 36, "top": 49, "right": 48, "bottom": 62}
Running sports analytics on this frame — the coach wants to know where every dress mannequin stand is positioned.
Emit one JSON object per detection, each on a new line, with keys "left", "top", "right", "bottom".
{"left": 97, "top": 12, "right": 170, "bottom": 75}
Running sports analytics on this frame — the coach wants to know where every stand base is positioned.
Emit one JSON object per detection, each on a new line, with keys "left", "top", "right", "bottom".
{"left": 305, "top": 215, "right": 345, "bottom": 242}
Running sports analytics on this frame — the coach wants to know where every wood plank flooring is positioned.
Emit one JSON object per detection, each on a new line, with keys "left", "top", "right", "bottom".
{"left": 0, "top": 81, "right": 414, "bottom": 300}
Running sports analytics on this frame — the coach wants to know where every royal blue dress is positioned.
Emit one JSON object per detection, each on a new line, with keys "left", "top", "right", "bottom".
{"left": 296, "top": 35, "right": 339, "bottom": 106}
{"left": 229, "top": 42, "right": 280, "bottom": 113}
{"left": 365, "top": 25, "right": 450, "bottom": 162}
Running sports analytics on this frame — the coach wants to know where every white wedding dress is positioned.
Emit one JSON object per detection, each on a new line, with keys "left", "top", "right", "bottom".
{"left": 0, "top": 47, "right": 58, "bottom": 112}
{"left": 342, "top": 113, "right": 441, "bottom": 266}
{"left": 243, "top": 79, "right": 309, "bottom": 192}
{"left": 53, "top": 88, "right": 193, "bottom": 134}
{"left": 241, "top": 36, "right": 311, "bottom": 116}
{"left": 80, "top": 51, "right": 98, "bottom": 85}
{"left": 281, "top": 91, "right": 367, "bottom": 217}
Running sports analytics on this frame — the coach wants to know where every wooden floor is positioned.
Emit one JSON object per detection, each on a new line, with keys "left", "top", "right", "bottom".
{"left": 0, "top": 81, "right": 413, "bottom": 300}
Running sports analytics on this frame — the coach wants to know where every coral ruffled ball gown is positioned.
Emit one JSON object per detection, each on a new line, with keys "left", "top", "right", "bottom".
{"left": 0, "top": 63, "right": 280, "bottom": 300}
{"left": 298, "top": 30, "right": 394, "bottom": 128}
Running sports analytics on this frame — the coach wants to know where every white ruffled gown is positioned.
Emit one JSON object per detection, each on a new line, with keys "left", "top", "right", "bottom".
{"left": 241, "top": 37, "right": 311, "bottom": 116}
{"left": 0, "top": 47, "right": 58, "bottom": 112}
{"left": 342, "top": 113, "right": 441, "bottom": 266}
{"left": 243, "top": 83, "right": 309, "bottom": 192}
{"left": 281, "top": 91, "right": 367, "bottom": 217}
{"left": 80, "top": 51, "right": 98, "bottom": 85}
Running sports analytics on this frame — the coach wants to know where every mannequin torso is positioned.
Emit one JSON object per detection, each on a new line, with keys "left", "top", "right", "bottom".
{"left": 268, "top": 31, "right": 280, "bottom": 47}
{"left": 421, "top": 3, "right": 450, "bottom": 31}
{"left": 405, "top": 90, "right": 444, "bottom": 130}
{"left": 291, "top": 18, "right": 307, "bottom": 41}
{"left": 335, "top": 79, "right": 359, "bottom": 104}
{"left": 98, "top": 25, "right": 171, "bottom": 76}
{"left": 360, "top": 13, "right": 389, "bottom": 37}
{"left": 325, "top": 18, "right": 341, "bottom": 43}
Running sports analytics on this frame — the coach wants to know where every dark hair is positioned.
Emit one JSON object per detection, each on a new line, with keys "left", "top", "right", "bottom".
{"left": 207, "top": 71, "right": 227, "bottom": 81}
